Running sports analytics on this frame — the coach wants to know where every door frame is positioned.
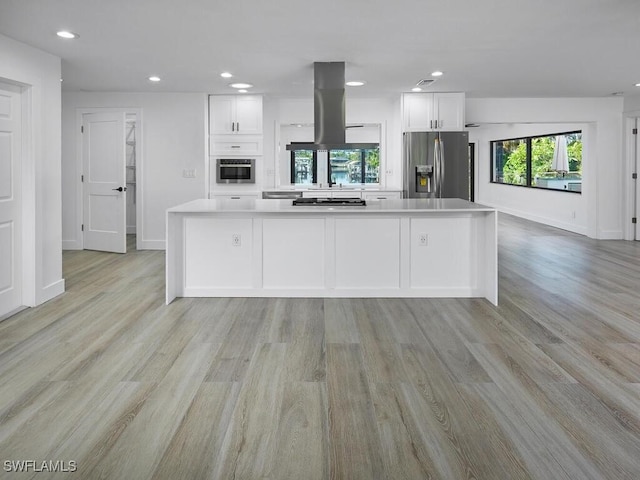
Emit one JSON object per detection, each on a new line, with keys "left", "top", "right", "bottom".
{"left": 624, "top": 113, "right": 639, "bottom": 240}
{"left": 0, "top": 78, "right": 35, "bottom": 311}
{"left": 76, "top": 107, "right": 143, "bottom": 250}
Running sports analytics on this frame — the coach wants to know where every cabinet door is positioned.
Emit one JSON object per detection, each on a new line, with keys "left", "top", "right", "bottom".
{"left": 402, "top": 93, "right": 434, "bottom": 131}
{"left": 234, "top": 95, "right": 263, "bottom": 134}
{"left": 210, "top": 96, "right": 236, "bottom": 134}
{"left": 433, "top": 93, "right": 465, "bottom": 131}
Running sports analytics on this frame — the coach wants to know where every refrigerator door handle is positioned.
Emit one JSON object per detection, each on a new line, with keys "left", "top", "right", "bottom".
{"left": 439, "top": 137, "right": 445, "bottom": 198}
{"left": 434, "top": 137, "right": 440, "bottom": 198}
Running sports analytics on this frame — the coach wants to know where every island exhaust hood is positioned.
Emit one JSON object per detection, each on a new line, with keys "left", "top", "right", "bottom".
{"left": 286, "top": 62, "right": 379, "bottom": 151}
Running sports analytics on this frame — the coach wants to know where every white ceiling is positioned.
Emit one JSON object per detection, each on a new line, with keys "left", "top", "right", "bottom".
{"left": 1, "top": 0, "right": 639, "bottom": 99}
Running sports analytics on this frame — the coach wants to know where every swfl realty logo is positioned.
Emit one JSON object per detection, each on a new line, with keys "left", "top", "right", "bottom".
{"left": 3, "top": 460, "right": 77, "bottom": 473}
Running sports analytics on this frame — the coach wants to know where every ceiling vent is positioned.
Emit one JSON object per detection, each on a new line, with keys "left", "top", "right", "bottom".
{"left": 416, "top": 79, "right": 436, "bottom": 87}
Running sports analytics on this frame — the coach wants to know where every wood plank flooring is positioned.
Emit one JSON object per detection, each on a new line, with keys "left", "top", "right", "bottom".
{"left": 1, "top": 214, "right": 639, "bottom": 479}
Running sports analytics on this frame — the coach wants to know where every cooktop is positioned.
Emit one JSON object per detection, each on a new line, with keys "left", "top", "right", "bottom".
{"left": 292, "top": 197, "right": 367, "bottom": 206}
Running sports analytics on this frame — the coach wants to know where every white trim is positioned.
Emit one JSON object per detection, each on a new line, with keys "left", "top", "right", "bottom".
{"left": 623, "top": 113, "right": 640, "bottom": 240}
{"left": 36, "top": 278, "right": 65, "bottom": 304}
{"left": 138, "top": 239, "right": 165, "bottom": 250}
{"left": 21, "top": 84, "right": 36, "bottom": 307}
{"left": 596, "top": 229, "right": 625, "bottom": 240}
{"left": 62, "top": 240, "right": 82, "bottom": 250}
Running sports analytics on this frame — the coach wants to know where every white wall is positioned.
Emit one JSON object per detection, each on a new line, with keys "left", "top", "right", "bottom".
{"left": 467, "top": 98, "right": 625, "bottom": 239}
{"left": 62, "top": 92, "right": 207, "bottom": 249}
{"left": 0, "top": 33, "right": 64, "bottom": 305}
{"left": 262, "top": 96, "right": 402, "bottom": 190}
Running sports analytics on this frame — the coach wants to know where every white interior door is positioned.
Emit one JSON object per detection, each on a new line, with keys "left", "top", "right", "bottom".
{"left": 82, "top": 111, "right": 127, "bottom": 253}
{"left": 0, "top": 82, "right": 23, "bottom": 317}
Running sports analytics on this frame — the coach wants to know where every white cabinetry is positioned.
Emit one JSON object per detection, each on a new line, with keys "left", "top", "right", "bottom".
{"left": 209, "top": 95, "right": 264, "bottom": 198}
{"left": 209, "top": 95, "right": 262, "bottom": 135}
{"left": 402, "top": 93, "right": 465, "bottom": 131}
{"left": 300, "top": 190, "right": 402, "bottom": 199}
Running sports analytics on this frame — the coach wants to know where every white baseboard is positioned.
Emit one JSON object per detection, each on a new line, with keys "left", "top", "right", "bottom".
{"left": 597, "top": 229, "right": 624, "bottom": 240}
{"left": 137, "top": 239, "right": 165, "bottom": 250}
{"left": 62, "top": 239, "right": 82, "bottom": 250}
{"left": 36, "top": 279, "right": 65, "bottom": 305}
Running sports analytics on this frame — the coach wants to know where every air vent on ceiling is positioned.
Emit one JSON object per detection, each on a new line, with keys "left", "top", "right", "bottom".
{"left": 416, "top": 79, "right": 436, "bottom": 87}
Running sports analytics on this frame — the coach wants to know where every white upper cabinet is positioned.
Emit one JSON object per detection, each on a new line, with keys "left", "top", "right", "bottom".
{"left": 209, "top": 95, "right": 263, "bottom": 135}
{"left": 402, "top": 92, "right": 465, "bottom": 131}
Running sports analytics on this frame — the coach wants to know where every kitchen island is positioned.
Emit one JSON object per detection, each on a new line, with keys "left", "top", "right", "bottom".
{"left": 166, "top": 198, "right": 498, "bottom": 304}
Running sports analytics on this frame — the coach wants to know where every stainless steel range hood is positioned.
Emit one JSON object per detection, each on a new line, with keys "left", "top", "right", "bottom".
{"left": 286, "top": 62, "right": 379, "bottom": 151}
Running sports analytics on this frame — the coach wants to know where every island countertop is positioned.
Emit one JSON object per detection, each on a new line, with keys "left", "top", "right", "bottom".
{"left": 166, "top": 197, "right": 498, "bottom": 305}
{"left": 168, "top": 198, "right": 496, "bottom": 214}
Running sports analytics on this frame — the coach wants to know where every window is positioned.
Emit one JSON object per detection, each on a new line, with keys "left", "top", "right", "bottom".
{"left": 289, "top": 146, "right": 380, "bottom": 186}
{"left": 329, "top": 148, "right": 380, "bottom": 185}
{"left": 290, "top": 149, "right": 316, "bottom": 185}
{"left": 491, "top": 131, "right": 582, "bottom": 193}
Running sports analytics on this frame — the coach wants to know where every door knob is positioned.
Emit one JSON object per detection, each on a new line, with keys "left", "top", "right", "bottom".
{"left": 112, "top": 186, "right": 126, "bottom": 192}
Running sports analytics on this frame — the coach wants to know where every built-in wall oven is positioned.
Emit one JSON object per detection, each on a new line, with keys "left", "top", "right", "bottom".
{"left": 216, "top": 158, "right": 255, "bottom": 184}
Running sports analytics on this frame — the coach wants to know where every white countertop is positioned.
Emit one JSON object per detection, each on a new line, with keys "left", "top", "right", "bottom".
{"left": 168, "top": 198, "right": 496, "bottom": 214}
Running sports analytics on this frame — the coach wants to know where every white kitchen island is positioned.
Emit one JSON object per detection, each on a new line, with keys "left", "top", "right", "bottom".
{"left": 166, "top": 198, "right": 498, "bottom": 305}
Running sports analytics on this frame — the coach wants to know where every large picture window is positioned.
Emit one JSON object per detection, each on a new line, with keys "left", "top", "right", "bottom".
{"left": 491, "top": 131, "right": 582, "bottom": 193}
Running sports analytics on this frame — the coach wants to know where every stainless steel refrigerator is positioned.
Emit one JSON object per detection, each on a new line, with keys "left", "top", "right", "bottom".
{"left": 403, "top": 131, "right": 472, "bottom": 200}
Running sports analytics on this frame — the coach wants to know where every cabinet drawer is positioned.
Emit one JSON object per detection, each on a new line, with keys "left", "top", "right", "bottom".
{"left": 331, "top": 190, "right": 362, "bottom": 198}
{"left": 211, "top": 193, "right": 260, "bottom": 200}
{"left": 362, "top": 191, "right": 402, "bottom": 200}
{"left": 210, "top": 135, "right": 263, "bottom": 155}
{"left": 302, "top": 191, "right": 332, "bottom": 198}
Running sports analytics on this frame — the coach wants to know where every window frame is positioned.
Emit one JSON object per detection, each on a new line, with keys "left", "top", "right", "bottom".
{"left": 490, "top": 130, "right": 582, "bottom": 194}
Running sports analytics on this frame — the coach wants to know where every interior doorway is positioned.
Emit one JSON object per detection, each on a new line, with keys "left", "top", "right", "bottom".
{"left": 80, "top": 108, "right": 141, "bottom": 252}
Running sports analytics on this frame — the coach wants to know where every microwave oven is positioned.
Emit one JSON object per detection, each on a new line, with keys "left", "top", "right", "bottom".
{"left": 216, "top": 158, "right": 255, "bottom": 184}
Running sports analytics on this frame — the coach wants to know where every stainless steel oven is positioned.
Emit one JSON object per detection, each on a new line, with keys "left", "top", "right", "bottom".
{"left": 216, "top": 158, "right": 255, "bottom": 184}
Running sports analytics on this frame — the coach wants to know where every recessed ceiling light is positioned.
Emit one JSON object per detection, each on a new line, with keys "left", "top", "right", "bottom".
{"left": 220, "top": 72, "right": 233, "bottom": 78}
{"left": 346, "top": 81, "right": 365, "bottom": 87}
{"left": 238, "top": 89, "right": 248, "bottom": 93}
{"left": 56, "top": 31, "right": 78, "bottom": 39}
{"left": 148, "top": 76, "right": 161, "bottom": 82}
{"left": 431, "top": 71, "right": 443, "bottom": 77}
{"left": 412, "top": 87, "right": 422, "bottom": 92}
{"left": 636, "top": 83, "right": 640, "bottom": 87}
{"left": 230, "top": 83, "right": 253, "bottom": 89}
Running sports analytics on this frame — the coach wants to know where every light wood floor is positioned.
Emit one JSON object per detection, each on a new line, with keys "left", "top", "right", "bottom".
{"left": 1, "top": 215, "right": 639, "bottom": 479}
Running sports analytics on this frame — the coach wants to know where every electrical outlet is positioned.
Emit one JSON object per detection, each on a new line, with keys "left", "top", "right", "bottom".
{"left": 182, "top": 168, "right": 196, "bottom": 178}
{"left": 419, "top": 233, "right": 428, "bottom": 246}
{"left": 232, "top": 233, "right": 241, "bottom": 246}
{"left": 385, "top": 169, "right": 393, "bottom": 175}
